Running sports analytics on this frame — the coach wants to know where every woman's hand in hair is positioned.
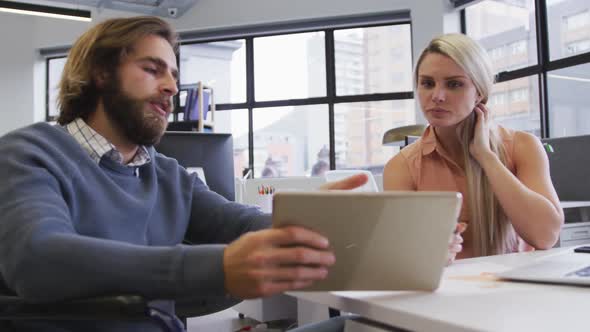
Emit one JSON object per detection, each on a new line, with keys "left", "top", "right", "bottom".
{"left": 447, "top": 222, "right": 467, "bottom": 266}
{"left": 469, "top": 103, "right": 495, "bottom": 164}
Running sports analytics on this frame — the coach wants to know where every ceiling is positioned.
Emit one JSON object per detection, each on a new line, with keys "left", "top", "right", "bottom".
{"left": 19, "top": 0, "right": 199, "bottom": 18}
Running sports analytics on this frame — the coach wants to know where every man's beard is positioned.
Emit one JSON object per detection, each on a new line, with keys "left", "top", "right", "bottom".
{"left": 101, "top": 80, "right": 169, "bottom": 146}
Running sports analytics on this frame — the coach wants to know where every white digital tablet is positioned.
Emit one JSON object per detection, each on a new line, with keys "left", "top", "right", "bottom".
{"left": 272, "top": 191, "right": 462, "bottom": 291}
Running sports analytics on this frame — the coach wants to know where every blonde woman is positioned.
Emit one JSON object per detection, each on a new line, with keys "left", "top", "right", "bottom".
{"left": 384, "top": 33, "right": 563, "bottom": 262}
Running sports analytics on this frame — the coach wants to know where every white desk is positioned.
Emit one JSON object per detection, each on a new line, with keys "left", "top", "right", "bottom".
{"left": 558, "top": 201, "right": 590, "bottom": 247}
{"left": 289, "top": 246, "right": 590, "bottom": 332}
{"left": 560, "top": 201, "right": 590, "bottom": 209}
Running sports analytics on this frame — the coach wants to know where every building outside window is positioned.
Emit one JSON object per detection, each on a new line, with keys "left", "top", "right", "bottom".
{"left": 565, "top": 39, "right": 590, "bottom": 55}
{"left": 177, "top": 19, "right": 414, "bottom": 178}
{"left": 465, "top": 0, "right": 590, "bottom": 137}
{"left": 510, "top": 40, "right": 528, "bottom": 55}
{"left": 489, "top": 46, "right": 506, "bottom": 60}
{"left": 46, "top": 57, "right": 67, "bottom": 121}
{"left": 563, "top": 10, "right": 589, "bottom": 31}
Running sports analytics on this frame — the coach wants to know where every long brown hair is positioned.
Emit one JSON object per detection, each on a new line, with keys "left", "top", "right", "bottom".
{"left": 415, "top": 34, "right": 517, "bottom": 256}
{"left": 57, "top": 16, "right": 178, "bottom": 125}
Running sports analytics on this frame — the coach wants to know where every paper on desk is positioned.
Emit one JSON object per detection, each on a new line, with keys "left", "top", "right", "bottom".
{"left": 443, "top": 262, "right": 511, "bottom": 282}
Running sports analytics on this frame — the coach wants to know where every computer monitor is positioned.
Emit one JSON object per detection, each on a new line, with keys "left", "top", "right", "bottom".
{"left": 154, "top": 131, "right": 235, "bottom": 201}
{"left": 541, "top": 135, "right": 590, "bottom": 201}
{"left": 404, "top": 135, "right": 420, "bottom": 146}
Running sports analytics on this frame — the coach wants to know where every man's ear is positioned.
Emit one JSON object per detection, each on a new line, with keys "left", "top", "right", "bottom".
{"left": 94, "top": 70, "right": 110, "bottom": 89}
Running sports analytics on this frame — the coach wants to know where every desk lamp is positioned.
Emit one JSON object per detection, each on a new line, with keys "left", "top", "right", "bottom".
{"left": 382, "top": 124, "right": 426, "bottom": 147}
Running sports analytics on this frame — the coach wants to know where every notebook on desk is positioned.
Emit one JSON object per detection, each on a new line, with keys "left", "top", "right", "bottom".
{"left": 272, "top": 191, "right": 462, "bottom": 291}
{"left": 498, "top": 250, "right": 590, "bottom": 286}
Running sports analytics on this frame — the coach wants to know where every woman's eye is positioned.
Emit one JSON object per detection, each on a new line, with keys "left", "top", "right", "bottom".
{"left": 448, "top": 81, "right": 463, "bottom": 88}
{"left": 420, "top": 80, "right": 434, "bottom": 88}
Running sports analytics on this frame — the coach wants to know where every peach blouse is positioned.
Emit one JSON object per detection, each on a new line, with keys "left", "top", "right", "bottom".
{"left": 398, "top": 125, "right": 518, "bottom": 257}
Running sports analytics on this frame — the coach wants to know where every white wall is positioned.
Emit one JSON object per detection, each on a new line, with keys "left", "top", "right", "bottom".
{"left": 0, "top": 0, "right": 458, "bottom": 135}
{"left": 175, "top": 0, "right": 408, "bottom": 31}
{"left": 0, "top": 14, "right": 36, "bottom": 134}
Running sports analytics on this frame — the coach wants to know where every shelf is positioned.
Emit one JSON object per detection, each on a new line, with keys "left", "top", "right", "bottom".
{"left": 172, "top": 81, "right": 215, "bottom": 132}
{"left": 167, "top": 120, "right": 213, "bottom": 132}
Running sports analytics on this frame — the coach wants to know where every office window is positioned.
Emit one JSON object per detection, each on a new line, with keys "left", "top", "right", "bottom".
{"left": 47, "top": 14, "right": 414, "bottom": 177}
{"left": 334, "top": 100, "right": 415, "bottom": 174}
{"left": 252, "top": 105, "right": 329, "bottom": 177}
{"left": 510, "top": 40, "right": 527, "bottom": 56}
{"left": 464, "top": 0, "right": 590, "bottom": 138}
{"left": 466, "top": 0, "right": 538, "bottom": 73}
{"left": 547, "top": 1, "right": 590, "bottom": 60}
{"left": 179, "top": 40, "right": 246, "bottom": 104}
{"left": 47, "top": 57, "right": 67, "bottom": 120}
{"left": 489, "top": 92, "right": 507, "bottom": 106}
{"left": 492, "top": 77, "right": 540, "bottom": 135}
{"left": 548, "top": 63, "right": 590, "bottom": 137}
{"left": 214, "top": 109, "right": 250, "bottom": 177}
{"left": 334, "top": 24, "right": 412, "bottom": 95}
{"left": 489, "top": 46, "right": 506, "bottom": 60}
{"left": 509, "top": 87, "right": 529, "bottom": 102}
{"left": 179, "top": 20, "right": 413, "bottom": 177}
{"left": 563, "top": 10, "right": 589, "bottom": 30}
{"left": 565, "top": 39, "right": 590, "bottom": 55}
{"left": 254, "top": 32, "right": 326, "bottom": 101}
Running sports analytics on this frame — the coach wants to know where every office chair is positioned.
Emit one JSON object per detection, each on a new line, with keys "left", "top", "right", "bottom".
{"left": 0, "top": 292, "right": 241, "bottom": 332}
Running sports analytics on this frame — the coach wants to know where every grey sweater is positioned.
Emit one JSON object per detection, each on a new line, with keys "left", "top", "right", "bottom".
{"left": 0, "top": 123, "right": 270, "bottom": 331}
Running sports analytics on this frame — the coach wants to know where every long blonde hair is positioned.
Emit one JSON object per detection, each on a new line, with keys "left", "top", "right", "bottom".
{"left": 57, "top": 16, "right": 178, "bottom": 125}
{"left": 415, "top": 33, "right": 517, "bottom": 256}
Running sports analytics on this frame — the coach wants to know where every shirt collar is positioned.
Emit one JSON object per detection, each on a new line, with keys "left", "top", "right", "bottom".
{"left": 420, "top": 126, "right": 437, "bottom": 156}
{"left": 420, "top": 125, "right": 466, "bottom": 172}
{"left": 65, "top": 118, "right": 151, "bottom": 167}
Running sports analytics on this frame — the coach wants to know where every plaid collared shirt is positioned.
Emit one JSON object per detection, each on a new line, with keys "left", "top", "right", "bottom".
{"left": 65, "top": 118, "right": 151, "bottom": 175}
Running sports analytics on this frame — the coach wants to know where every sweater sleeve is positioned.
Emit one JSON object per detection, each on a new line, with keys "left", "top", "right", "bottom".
{"left": 184, "top": 175, "right": 272, "bottom": 245}
{"left": 0, "top": 132, "right": 234, "bottom": 302}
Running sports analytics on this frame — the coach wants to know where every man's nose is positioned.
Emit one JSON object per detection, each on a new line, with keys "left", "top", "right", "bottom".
{"left": 160, "top": 72, "right": 178, "bottom": 96}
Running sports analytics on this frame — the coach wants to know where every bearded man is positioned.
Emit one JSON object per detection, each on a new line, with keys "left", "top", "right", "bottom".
{"left": 0, "top": 16, "right": 367, "bottom": 332}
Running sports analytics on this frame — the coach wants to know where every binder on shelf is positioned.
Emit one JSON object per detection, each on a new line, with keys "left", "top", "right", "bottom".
{"left": 172, "top": 81, "right": 215, "bottom": 132}
{"left": 183, "top": 88, "right": 196, "bottom": 120}
{"left": 178, "top": 89, "right": 191, "bottom": 118}
{"left": 202, "top": 88, "right": 211, "bottom": 121}
{"left": 186, "top": 87, "right": 211, "bottom": 122}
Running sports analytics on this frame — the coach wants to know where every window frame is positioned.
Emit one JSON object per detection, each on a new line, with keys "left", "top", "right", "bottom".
{"left": 44, "top": 13, "right": 415, "bottom": 177}
{"left": 460, "top": 0, "right": 590, "bottom": 138}
{"left": 45, "top": 55, "right": 67, "bottom": 122}
{"left": 177, "top": 17, "right": 414, "bottom": 176}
